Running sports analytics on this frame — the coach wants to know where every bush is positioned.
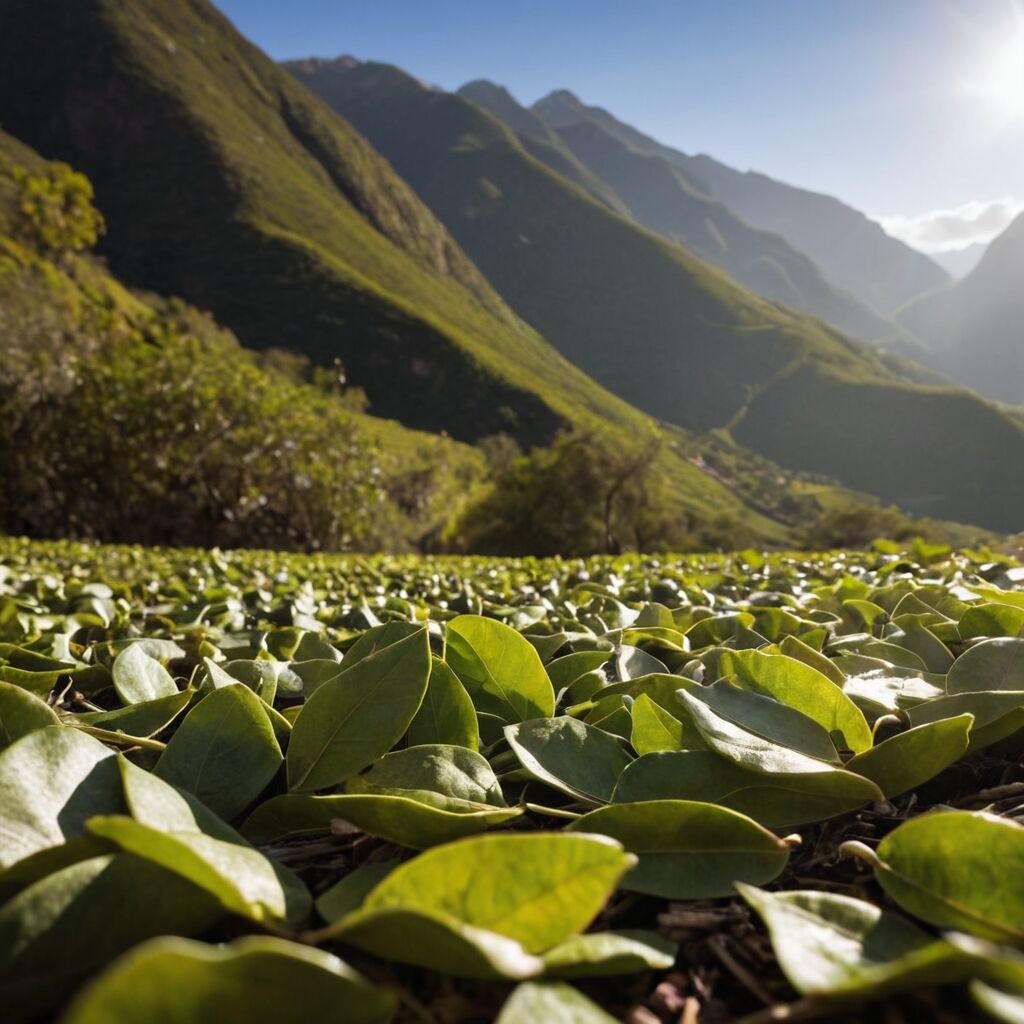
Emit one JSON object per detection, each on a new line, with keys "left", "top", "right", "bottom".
{"left": 449, "top": 431, "right": 702, "bottom": 556}
{"left": 798, "top": 503, "right": 945, "bottom": 550}
{"left": 0, "top": 303, "right": 393, "bottom": 551}
{"left": 14, "top": 162, "right": 105, "bottom": 254}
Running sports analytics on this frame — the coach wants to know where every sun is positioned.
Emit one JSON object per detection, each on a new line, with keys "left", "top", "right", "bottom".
{"left": 982, "top": 33, "right": 1024, "bottom": 120}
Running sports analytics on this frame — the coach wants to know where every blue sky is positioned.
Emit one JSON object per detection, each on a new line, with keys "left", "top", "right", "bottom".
{"left": 216, "top": 0, "right": 1024, "bottom": 251}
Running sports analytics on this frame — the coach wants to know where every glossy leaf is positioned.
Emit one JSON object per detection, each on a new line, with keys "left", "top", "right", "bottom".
{"left": 843, "top": 811, "right": 1024, "bottom": 944}
{"left": 58, "top": 935, "right": 396, "bottom": 1024}
{"left": 541, "top": 929, "right": 677, "bottom": 978}
{"left": 629, "top": 693, "right": 686, "bottom": 754}
{"left": 287, "top": 627, "right": 431, "bottom": 792}
{"left": 346, "top": 743, "right": 506, "bottom": 806}
{"left": 0, "top": 727, "right": 124, "bottom": 870}
{"left": 445, "top": 615, "right": 555, "bottom": 723}
{"left": 154, "top": 685, "right": 282, "bottom": 821}
{"left": 111, "top": 644, "right": 178, "bottom": 704}
{"left": 612, "top": 750, "right": 880, "bottom": 828}
{"left": 408, "top": 658, "right": 479, "bottom": 750}
{"left": 947, "top": 638, "right": 1024, "bottom": 694}
{"left": 569, "top": 800, "right": 789, "bottom": 899}
{"left": 736, "top": 884, "right": 968, "bottom": 999}
{"left": 719, "top": 650, "right": 871, "bottom": 752}
{"left": 241, "top": 792, "right": 522, "bottom": 849}
{"left": 845, "top": 715, "right": 972, "bottom": 798}
{"left": 0, "top": 682, "right": 58, "bottom": 750}
{"left": 504, "top": 717, "right": 633, "bottom": 804}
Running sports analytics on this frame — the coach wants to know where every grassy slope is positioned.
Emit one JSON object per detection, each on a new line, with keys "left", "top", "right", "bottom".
{"left": 0, "top": 0, "right": 634, "bottom": 448}
{"left": 0, "top": 0, "right": 797, "bottom": 545}
{"left": 289, "top": 58, "right": 1024, "bottom": 533}
{"left": 896, "top": 213, "right": 1024, "bottom": 407}
{"left": 0, "top": 129, "right": 487, "bottom": 542}
{"left": 464, "top": 81, "right": 905, "bottom": 347}
{"left": 531, "top": 89, "right": 950, "bottom": 316}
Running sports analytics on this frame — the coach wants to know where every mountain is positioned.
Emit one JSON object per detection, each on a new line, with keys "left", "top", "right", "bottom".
{"left": 290, "top": 57, "right": 1024, "bottom": 531}
{"left": 0, "top": 0, "right": 822, "bottom": 545}
{"left": 929, "top": 242, "right": 988, "bottom": 280}
{"left": 458, "top": 79, "right": 629, "bottom": 215}
{"left": 532, "top": 89, "right": 950, "bottom": 315}
{"left": 462, "top": 81, "right": 907, "bottom": 347}
{"left": 896, "top": 215, "right": 1024, "bottom": 406}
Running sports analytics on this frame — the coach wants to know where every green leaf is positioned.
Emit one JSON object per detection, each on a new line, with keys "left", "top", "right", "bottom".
{"left": 779, "top": 634, "right": 847, "bottom": 686}
{"left": 315, "top": 861, "right": 399, "bottom": 924}
{"left": 154, "top": 685, "right": 282, "bottom": 821}
{"left": 569, "top": 800, "right": 789, "bottom": 899}
{"left": 58, "top": 935, "right": 396, "bottom": 1024}
{"left": 0, "top": 726, "right": 124, "bottom": 870}
{"left": 736, "top": 884, "right": 969, "bottom": 999}
{"left": 687, "top": 681, "right": 840, "bottom": 762}
{"left": 718, "top": 650, "right": 871, "bottom": 752}
{"left": 357, "top": 831, "right": 632, "bottom": 953}
{"left": 323, "top": 905, "right": 544, "bottom": 980}
{"left": 495, "top": 981, "right": 619, "bottom": 1022}
{"left": 445, "top": 615, "right": 555, "bottom": 723}
{"left": 345, "top": 744, "right": 506, "bottom": 806}
{"left": 630, "top": 693, "right": 686, "bottom": 754}
{"left": 541, "top": 929, "right": 677, "bottom": 978}
{"left": 71, "top": 687, "right": 193, "bottom": 739}
{"left": 111, "top": 643, "right": 178, "bottom": 704}
{"left": 0, "top": 854, "right": 221, "bottom": 1023}
{"left": 843, "top": 811, "right": 1024, "bottom": 944}
{"left": 504, "top": 717, "right": 633, "bottom": 804}
{"left": 960, "top": 605, "right": 1024, "bottom": 640}
{"left": 845, "top": 715, "right": 973, "bottom": 798}
{"left": 612, "top": 750, "right": 880, "bottom": 828}
{"left": 91, "top": 757, "right": 310, "bottom": 927}
{"left": 241, "top": 792, "right": 522, "bottom": 849}
{"left": 408, "top": 658, "right": 479, "bottom": 750}
{"left": 0, "top": 681, "right": 58, "bottom": 749}
{"left": 286, "top": 627, "right": 431, "bottom": 792}
{"left": 947, "top": 638, "right": 1024, "bottom": 694}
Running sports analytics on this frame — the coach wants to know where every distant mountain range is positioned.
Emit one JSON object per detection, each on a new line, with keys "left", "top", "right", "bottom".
{"left": 929, "top": 243, "right": 988, "bottom": 280}
{"left": 461, "top": 81, "right": 915, "bottom": 348}
{"left": 290, "top": 56, "right": 1024, "bottom": 529}
{"left": 525, "top": 89, "right": 951, "bottom": 315}
{"left": 0, "top": 0, "right": 1021, "bottom": 534}
{"left": 898, "top": 214, "right": 1024, "bottom": 406}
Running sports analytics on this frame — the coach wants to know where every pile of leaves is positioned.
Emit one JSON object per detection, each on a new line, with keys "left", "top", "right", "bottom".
{"left": 0, "top": 536, "right": 1022, "bottom": 1023}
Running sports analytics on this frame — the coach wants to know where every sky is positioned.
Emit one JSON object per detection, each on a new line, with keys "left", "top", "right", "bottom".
{"left": 216, "top": 0, "right": 1024, "bottom": 253}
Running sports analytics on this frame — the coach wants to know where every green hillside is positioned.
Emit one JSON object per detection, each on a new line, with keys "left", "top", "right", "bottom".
{"left": 532, "top": 89, "right": 950, "bottom": 315}
{"left": 0, "top": 128, "right": 488, "bottom": 549}
{"left": 0, "top": 4, "right": 817, "bottom": 548}
{"left": 897, "top": 212, "right": 1024, "bottom": 407}
{"left": 463, "top": 81, "right": 907, "bottom": 347}
{"left": 0, "top": 0, "right": 608, "bottom": 448}
{"left": 290, "top": 57, "right": 1024, "bottom": 533}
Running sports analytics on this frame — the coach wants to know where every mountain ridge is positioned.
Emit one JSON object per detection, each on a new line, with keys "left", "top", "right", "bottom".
{"left": 531, "top": 88, "right": 951, "bottom": 315}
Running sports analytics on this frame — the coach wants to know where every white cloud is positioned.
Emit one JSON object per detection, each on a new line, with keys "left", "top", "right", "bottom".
{"left": 879, "top": 196, "right": 1024, "bottom": 253}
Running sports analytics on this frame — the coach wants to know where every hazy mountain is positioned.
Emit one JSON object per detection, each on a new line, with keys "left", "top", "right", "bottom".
{"left": 291, "top": 57, "right": 1024, "bottom": 530}
{"left": 929, "top": 243, "right": 988, "bottom": 280}
{"left": 462, "top": 81, "right": 906, "bottom": 346}
{"left": 897, "top": 215, "right": 1024, "bottom": 406}
{"left": 533, "top": 90, "right": 951, "bottom": 315}
{"left": 458, "top": 79, "right": 628, "bottom": 215}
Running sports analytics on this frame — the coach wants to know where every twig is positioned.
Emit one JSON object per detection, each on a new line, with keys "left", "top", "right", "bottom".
{"left": 707, "top": 935, "right": 775, "bottom": 1006}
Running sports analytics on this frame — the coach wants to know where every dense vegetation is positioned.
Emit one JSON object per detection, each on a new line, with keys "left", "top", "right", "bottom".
{"left": 1, "top": 537, "right": 1023, "bottom": 1022}
{"left": 0, "top": 131, "right": 482, "bottom": 552}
